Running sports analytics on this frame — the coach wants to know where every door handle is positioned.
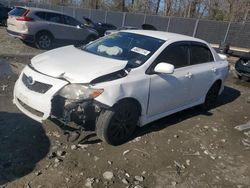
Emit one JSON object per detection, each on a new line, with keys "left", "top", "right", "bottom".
{"left": 185, "top": 72, "right": 192, "bottom": 78}
{"left": 211, "top": 67, "right": 217, "bottom": 72}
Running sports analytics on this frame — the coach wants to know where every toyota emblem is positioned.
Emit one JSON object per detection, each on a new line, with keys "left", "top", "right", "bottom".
{"left": 27, "top": 76, "right": 35, "bottom": 85}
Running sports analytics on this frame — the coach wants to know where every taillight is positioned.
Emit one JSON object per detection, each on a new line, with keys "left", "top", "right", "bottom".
{"left": 16, "top": 9, "right": 33, "bottom": 21}
{"left": 16, "top": 17, "right": 33, "bottom": 21}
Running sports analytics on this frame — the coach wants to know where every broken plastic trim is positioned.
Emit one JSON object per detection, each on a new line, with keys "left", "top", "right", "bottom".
{"left": 90, "top": 69, "right": 128, "bottom": 84}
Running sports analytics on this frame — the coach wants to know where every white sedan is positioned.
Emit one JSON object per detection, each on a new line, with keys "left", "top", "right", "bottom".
{"left": 13, "top": 30, "right": 229, "bottom": 145}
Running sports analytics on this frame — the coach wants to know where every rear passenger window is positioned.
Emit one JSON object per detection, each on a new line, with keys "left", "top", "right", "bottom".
{"left": 63, "top": 15, "right": 80, "bottom": 26}
{"left": 155, "top": 44, "right": 189, "bottom": 68}
{"left": 35, "top": 12, "right": 47, "bottom": 20}
{"left": 46, "top": 12, "right": 63, "bottom": 24}
{"left": 190, "top": 45, "right": 214, "bottom": 65}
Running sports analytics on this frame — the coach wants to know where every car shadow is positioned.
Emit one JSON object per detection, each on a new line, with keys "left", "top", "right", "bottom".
{"left": 131, "top": 85, "right": 241, "bottom": 140}
{"left": 0, "top": 112, "right": 50, "bottom": 185}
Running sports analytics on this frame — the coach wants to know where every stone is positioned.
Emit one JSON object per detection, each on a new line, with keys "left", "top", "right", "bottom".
{"left": 133, "top": 137, "right": 141, "bottom": 142}
{"left": 122, "top": 178, "right": 129, "bottom": 184}
{"left": 171, "top": 181, "right": 177, "bottom": 186}
{"left": 108, "top": 160, "right": 112, "bottom": 165}
{"left": 103, "top": 171, "right": 114, "bottom": 181}
{"left": 71, "top": 145, "right": 77, "bottom": 150}
{"left": 54, "top": 158, "right": 61, "bottom": 163}
{"left": 94, "top": 156, "right": 100, "bottom": 161}
{"left": 123, "top": 150, "right": 130, "bottom": 156}
{"left": 77, "top": 144, "right": 88, "bottom": 149}
{"left": 35, "top": 170, "right": 42, "bottom": 176}
{"left": 134, "top": 186, "right": 143, "bottom": 188}
{"left": 47, "top": 152, "right": 56, "bottom": 159}
{"left": 212, "top": 128, "right": 218, "bottom": 132}
{"left": 134, "top": 175, "right": 144, "bottom": 182}
{"left": 85, "top": 178, "right": 94, "bottom": 188}
{"left": 56, "top": 150, "right": 65, "bottom": 157}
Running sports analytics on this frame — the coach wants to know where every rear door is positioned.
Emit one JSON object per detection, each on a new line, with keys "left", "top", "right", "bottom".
{"left": 62, "top": 15, "right": 89, "bottom": 41}
{"left": 147, "top": 42, "right": 192, "bottom": 117}
{"left": 187, "top": 42, "right": 216, "bottom": 103}
{"left": 7, "top": 7, "right": 27, "bottom": 32}
{"left": 45, "top": 12, "right": 69, "bottom": 40}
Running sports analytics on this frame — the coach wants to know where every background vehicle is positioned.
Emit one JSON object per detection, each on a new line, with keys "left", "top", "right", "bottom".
{"left": 0, "top": 5, "right": 11, "bottom": 26}
{"left": 83, "top": 17, "right": 117, "bottom": 37}
{"left": 105, "top": 26, "right": 138, "bottom": 35}
{"left": 13, "top": 30, "right": 229, "bottom": 145}
{"left": 104, "top": 24, "right": 156, "bottom": 35}
{"left": 7, "top": 7, "right": 98, "bottom": 49}
{"left": 234, "top": 52, "right": 250, "bottom": 80}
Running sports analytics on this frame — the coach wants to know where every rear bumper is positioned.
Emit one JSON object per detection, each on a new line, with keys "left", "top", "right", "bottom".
{"left": 7, "top": 29, "right": 34, "bottom": 42}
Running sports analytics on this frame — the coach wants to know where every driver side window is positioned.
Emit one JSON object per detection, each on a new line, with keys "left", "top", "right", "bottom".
{"left": 154, "top": 43, "right": 189, "bottom": 68}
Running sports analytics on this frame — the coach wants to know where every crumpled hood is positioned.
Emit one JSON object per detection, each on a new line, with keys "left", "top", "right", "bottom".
{"left": 31, "top": 45, "right": 127, "bottom": 83}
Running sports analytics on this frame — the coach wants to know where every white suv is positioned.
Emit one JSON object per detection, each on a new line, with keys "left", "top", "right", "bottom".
{"left": 13, "top": 30, "right": 229, "bottom": 145}
{"left": 7, "top": 7, "right": 98, "bottom": 49}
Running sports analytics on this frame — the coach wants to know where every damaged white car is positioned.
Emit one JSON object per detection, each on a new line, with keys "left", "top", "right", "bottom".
{"left": 13, "top": 30, "right": 229, "bottom": 145}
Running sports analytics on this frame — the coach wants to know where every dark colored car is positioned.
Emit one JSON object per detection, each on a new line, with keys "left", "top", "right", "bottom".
{"left": 0, "top": 6, "right": 12, "bottom": 26}
{"left": 234, "top": 53, "right": 250, "bottom": 80}
{"left": 83, "top": 17, "right": 117, "bottom": 36}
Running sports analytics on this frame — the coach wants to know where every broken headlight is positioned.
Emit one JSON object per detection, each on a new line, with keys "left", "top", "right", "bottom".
{"left": 58, "top": 84, "right": 104, "bottom": 101}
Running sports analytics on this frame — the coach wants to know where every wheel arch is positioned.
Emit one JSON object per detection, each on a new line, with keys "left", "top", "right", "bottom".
{"left": 114, "top": 97, "right": 142, "bottom": 116}
{"left": 35, "top": 30, "right": 54, "bottom": 39}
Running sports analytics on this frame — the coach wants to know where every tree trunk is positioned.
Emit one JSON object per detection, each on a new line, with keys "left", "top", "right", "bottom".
{"left": 155, "top": 0, "right": 161, "bottom": 15}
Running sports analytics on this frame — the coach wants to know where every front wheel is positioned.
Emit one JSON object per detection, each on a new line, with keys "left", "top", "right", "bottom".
{"left": 202, "top": 82, "right": 221, "bottom": 110}
{"left": 96, "top": 101, "right": 140, "bottom": 146}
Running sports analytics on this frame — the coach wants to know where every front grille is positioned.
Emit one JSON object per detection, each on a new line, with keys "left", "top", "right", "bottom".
{"left": 18, "top": 98, "right": 44, "bottom": 117}
{"left": 22, "top": 74, "right": 52, "bottom": 94}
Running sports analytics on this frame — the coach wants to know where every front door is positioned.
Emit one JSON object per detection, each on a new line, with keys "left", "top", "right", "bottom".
{"left": 147, "top": 42, "right": 192, "bottom": 117}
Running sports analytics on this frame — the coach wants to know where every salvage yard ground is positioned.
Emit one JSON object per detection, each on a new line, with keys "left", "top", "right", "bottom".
{"left": 0, "top": 26, "right": 250, "bottom": 188}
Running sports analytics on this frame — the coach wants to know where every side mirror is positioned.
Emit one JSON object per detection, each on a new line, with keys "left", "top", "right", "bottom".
{"left": 154, "top": 62, "right": 174, "bottom": 74}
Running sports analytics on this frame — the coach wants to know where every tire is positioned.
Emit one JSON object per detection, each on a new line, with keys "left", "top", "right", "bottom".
{"left": 2, "top": 19, "right": 7, "bottom": 27}
{"left": 96, "top": 100, "right": 140, "bottom": 146}
{"left": 202, "top": 81, "right": 221, "bottom": 110}
{"left": 35, "top": 32, "right": 53, "bottom": 50}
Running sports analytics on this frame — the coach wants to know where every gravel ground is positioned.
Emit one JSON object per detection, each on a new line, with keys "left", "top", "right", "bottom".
{"left": 0, "top": 27, "right": 44, "bottom": 56}
{"left": 0, "top": 26, "right": 250, "bottom": 188}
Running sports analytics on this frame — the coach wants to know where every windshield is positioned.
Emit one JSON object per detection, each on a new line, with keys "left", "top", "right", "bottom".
{"left": 82, "top": 32, "right": 165, "bottom": 68}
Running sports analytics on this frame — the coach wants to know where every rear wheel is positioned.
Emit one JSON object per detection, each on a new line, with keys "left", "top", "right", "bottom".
{"left": 202, "top": 81, "right": 221, "bottom": 110}
{"left": 35, "top": 32, "right": 53, "bottom": 50}
{"left": 2, "top": 19, "right": 7, "bottom": 27}
{"left": 96, "top": 101, "right": 140, "bottom": 146}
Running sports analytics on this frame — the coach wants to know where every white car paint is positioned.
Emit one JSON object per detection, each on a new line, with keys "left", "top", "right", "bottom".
{"left": 30, "top": 45, "right": 127, "bottom": 83}
{"left": 13, "top": 30, "right": 229, "bottom": 126}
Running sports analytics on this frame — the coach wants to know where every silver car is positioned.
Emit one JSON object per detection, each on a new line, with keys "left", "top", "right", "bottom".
{"left": 7, "top": 6, "right": 98, "bottom": 49}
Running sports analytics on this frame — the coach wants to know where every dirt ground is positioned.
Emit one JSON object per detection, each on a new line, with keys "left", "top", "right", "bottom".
{"left": 0, "top": 26, "right": 250, "bottom": 188}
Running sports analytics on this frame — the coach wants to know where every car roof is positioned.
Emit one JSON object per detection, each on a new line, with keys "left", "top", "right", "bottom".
{"left": 124, "top": 30, "right": 206, "bottom": 43}
{"left": 15, "top": 6, "right": 62, "bottom": 14}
